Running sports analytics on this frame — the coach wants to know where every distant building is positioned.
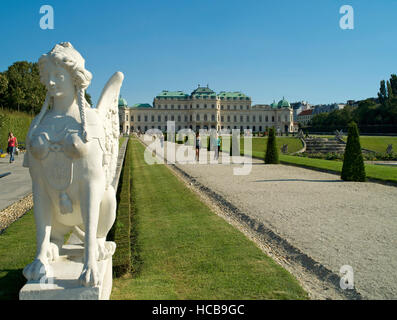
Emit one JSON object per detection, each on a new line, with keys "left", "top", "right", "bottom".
{"left": 119, "top": 86, "right": 294, "bottom": 134}
{"left": 297, "top": 109, "right": 313, "bottom": 126}
{"left": 291, "top": 101, "right": 312, "bottom": 122}
{"left": 312, "top": 103, "right": 345, "bottom": 115}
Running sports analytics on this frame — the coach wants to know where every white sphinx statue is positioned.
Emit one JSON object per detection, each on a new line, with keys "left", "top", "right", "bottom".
{"left": 22, "top": 42, "right": 124, "bottom": 290}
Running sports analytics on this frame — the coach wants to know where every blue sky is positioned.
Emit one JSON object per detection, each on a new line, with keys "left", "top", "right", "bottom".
{"left": 1, "top": 0, "right": 396, "bottom": 106}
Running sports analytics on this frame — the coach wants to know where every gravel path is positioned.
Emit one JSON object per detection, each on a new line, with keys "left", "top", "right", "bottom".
{"left": 156, "top": 142, "right": 397, "bottom": 299}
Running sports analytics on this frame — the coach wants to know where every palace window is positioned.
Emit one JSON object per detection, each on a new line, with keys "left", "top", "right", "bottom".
{"left": 211, "top": 114, "right": 215, "bottom": 121}
{"left": 234, "top": 105, "right": 237, "bottom": 110}
{"left": 165, "top": 116, "right": 168, "bottom": 121}
{"left": 184, "top": 105, "right": 188, "bottom": 109}
{"left": 196, "top": 104, "right": 200, "bottom": 109}
{"left": 227, "top": 105, "right": 230, "bottom": 110}
{"left": 151, "top": 116, "right": 154, "bottom": 122}
{"left": 204, "top": 114, "right": 208, "bottom": 121}
{"left": 246, "top": 115, "right": 249, "bottom": 122}
{"left": 253, "top": 116, "right": 256, "bottom": 122}
{"left": 259, "top": 115, "right": 262, "bottom": 122}
{"left": 196, "top": 114, "right": 200, "bottom": 121}
{"left": 212, "top": 104, "right": 215, "bottom": 109}
{"left": 158, "top": 115, "right": 161, "bottom": 122}
{"left": 221, "top": 116, "right": 224, "bottom": 122}
{"left": 190, "top": 115, "right": 193, "bottom": 121}
{"left": 227, "top": 115, "right": 230, "bottom": 122}
{"left": 234, "top": 115, "right": 237, "bottom": 122}
{"left": 240, "top": 105, "right": 243, "bottom": 110}
{"left": 204, "top": 104, "right": 207, "bottom": 109}
{"left": 138, "top": 115, "right": 141, "bottom": 122}
{"left": 126, "top": 115, "right": 128, "bottom": 121}
{"left": 165, "top": 105, "right": 168, "bottom": 109}
{"left": 178, "top": 115, "right": 181, "bottom": 121}
{"left": 144, "top": 115, "right": 148, "bottom": 122}
{"left": 272, "top": 116, "right": 274, "bottom": 122}
{"left": 171, "top": 115, "right": 175, "bottom": 121}
{"left": 265, "top": 115, "right": 268, "bottom": 122}
{"left": 240, "top": 115, "right": 243, "bottom": 121}
{"left": 131, "top": 116, "right": 134, "bottom": 122}
{"left": 171, "top": 105, "right": 174, "bottom": 109}
{"left": 178, "top": 105, "right": 181, "bottom": 109}
{"left": 185, "top": 115, "right": 188, "bottom": 121}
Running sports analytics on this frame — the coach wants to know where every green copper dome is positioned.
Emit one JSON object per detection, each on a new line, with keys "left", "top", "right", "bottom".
{"left": 118, "top": 97, "right": 128, "bottom": 107}
{"left": 270, "top": 100, "right": 278, "bottom": 108}
{"left": 277, "top": 97, "right": 290, "bottom": 108}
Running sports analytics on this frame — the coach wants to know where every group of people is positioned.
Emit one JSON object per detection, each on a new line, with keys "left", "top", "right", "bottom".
{"left": 195, "top": 132, "right": 221, "bottom": 162}
{"left": 6, "top": 132, "right": 18, "bottom": 163}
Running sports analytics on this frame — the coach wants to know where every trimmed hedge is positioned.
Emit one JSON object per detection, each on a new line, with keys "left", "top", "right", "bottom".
{"left": 265, "top": 127, "right": 279, "bottom": 164}
{"left": 341, "top": 122, "right": 366, "bottom": 182}
{"left": 108, "top": 139, "right": 132, "bottom": 277}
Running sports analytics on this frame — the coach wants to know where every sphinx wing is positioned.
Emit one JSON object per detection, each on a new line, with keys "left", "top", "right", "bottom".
{"left": 97, "top": 71, "right": 124, "bottom": 189}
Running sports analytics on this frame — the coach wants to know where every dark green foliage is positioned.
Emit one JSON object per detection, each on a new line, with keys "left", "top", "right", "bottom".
{"left": 109, "top": 139, "right": 133, "bottom": 276}
{"left": 265, "top": 127, "right": 279, "bottom": 164}
{"left": 0, "top": 61, "right": 46, "bottom": 114}
{"left": 341, "top": 122, "right": 366, "bottom": 181}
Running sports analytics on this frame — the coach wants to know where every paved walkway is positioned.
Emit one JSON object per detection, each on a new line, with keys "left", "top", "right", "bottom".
{"left": 145, "top": 140, "right": 397, "bottom": 299}
{"left": 0, "top": 152, "right": 31, "bottom": 211}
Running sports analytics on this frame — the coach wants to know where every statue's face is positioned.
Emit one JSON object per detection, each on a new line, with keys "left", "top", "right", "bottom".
{"left": 43, "top": 59, "right": 74, "bottom": 98}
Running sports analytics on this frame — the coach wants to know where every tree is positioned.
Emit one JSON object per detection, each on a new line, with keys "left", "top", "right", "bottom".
{"left": 0, "top": 73, "right": 8, "bottom": 109}
{"left": 3, "top": 61, "right": 46, "bottom": 114}
{"left": 265, "top": 127, "right": 279, "bottom": 164}
{"left": 85, "top": 92, "right": 92, "bottom": 106}
{"left": 378, "top": 80, "right": 387, "bottom": 106}
{"left": 341, "top": 122, "right": 366, "bottom": 182}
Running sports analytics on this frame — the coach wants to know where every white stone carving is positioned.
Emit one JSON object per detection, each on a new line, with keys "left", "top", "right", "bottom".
{"left": 21, "top": 42, "right": 124, "bottom": 297}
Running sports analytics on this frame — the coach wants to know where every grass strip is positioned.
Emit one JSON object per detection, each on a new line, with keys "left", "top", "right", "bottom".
{"left": 111, "top": 138, "right": 307, "bottom": 300}
{"left": 108, "top": 139, "right": 132, "bottom": 276}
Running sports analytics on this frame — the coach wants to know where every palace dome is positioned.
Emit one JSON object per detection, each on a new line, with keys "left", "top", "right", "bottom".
{"left": 277, "top": 97, "right": 290, "bottom": 108}
{"left": 118, "top": 97, "right": 128, "bottom": 107}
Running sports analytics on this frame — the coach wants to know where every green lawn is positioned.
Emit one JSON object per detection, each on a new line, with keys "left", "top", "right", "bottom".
{"left": 221, "top": 137, "right": 303, "bottom": 156}
{"left": 0, "top": 210, "right": 36, "bottom": 300}
{"left": 349, "top": 136, "right": 397, "bottom": 153}
{"left": 111, "top": 139, "right": 307, "bottom": 300}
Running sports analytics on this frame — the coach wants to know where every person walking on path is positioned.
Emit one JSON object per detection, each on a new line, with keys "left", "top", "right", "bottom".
{"left": 216, "top": 134, "right": 221, "bottom": 160}
{"left": 7, "top": 132, "right": 18, "bottom": 163}
{"left": 195, "top": 131, "right": 201, "bottom": 162}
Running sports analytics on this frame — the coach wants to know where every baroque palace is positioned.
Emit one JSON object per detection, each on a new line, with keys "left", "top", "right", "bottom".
{"left": 119, "top": 85, "right": 294, "bottom": 134}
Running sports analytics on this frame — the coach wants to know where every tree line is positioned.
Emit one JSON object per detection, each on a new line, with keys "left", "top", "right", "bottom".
{"left": 307, "top": 74, "right": 397, "bottom": 133}
{"left": 0, "top": 60, "right": 92, "bottom": 115}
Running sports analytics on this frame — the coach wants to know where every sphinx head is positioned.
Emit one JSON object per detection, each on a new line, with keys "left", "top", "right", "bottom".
{"left": 39, "top": 42, "right": 92, "bottom": 100}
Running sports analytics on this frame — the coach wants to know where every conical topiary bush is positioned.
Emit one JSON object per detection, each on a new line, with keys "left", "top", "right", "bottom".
{"left": 265, "top": 127, "right": 279, "bottom": 164}
{"left": 341, "top": 122, "right": 366, "bottom": 181}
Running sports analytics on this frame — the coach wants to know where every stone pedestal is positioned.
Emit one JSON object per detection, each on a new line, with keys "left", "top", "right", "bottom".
{"left": 19, "top": 243, "right": 113, "bottom": 300}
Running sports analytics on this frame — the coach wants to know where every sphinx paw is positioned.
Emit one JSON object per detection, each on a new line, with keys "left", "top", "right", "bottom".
{"left": 79, "top": 264, "right": 100, "bottom": 287}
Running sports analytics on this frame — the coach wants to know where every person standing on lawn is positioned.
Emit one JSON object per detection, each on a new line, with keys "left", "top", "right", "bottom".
{"left": 7, "top": 132, "right": 18, "bottom": 163}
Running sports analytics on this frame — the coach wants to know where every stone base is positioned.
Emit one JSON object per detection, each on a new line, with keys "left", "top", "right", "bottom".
{"left": 19, "top": 243, "right": 113, "bottom": 300}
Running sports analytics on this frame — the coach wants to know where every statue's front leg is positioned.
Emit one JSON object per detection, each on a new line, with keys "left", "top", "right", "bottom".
{"left": 23, "top": 181, "right": 58, "bottom": 281}
{"left": 79, "top": 181, "right": 104, "bottom": 287}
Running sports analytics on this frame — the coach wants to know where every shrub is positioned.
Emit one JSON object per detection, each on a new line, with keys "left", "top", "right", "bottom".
{"left": 265, "top": 127, "right": 279, "bottom": 164}
{"left": 341, "top": 122, "right": 366, "bottom": 181}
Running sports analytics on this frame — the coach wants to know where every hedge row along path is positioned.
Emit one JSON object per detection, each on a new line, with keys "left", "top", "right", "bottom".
{"left": 143, "top": 140, "right": 397, "bottom": 299}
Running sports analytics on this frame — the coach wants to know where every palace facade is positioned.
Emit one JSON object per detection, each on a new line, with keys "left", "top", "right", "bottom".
{"left": 119, "top": 85, "right": 294, "bottom": 134}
